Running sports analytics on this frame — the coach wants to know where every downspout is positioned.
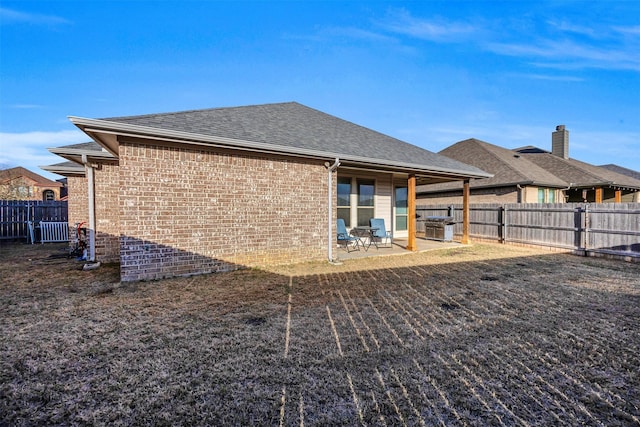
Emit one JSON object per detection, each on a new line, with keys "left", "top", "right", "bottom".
{"left": 561, "top": 183, "right": 573, "bottom": 203}
{"left": 326, "top": 158, "right": 340, "bottom": 262}
{"left": 516, "top": 184, "right": 524, "bottom": 203}
{"left": 82, "top": 154, "right": 96, "bottom": 262}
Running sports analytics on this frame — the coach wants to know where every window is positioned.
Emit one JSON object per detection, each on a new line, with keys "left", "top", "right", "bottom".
{"left": 337, "top": 177, "right": 351, "bottom": 227}
{"left": 43, "top": 190, "right": 55, "bottom": 201}
{"left": 538, "top": 188, "right": 556, "bottom": 203}
{"left": 395, "top": 186, "right": 408, "bottom": 231}
{"left": 357, "top": 179, "right": 375, "bottom": 226}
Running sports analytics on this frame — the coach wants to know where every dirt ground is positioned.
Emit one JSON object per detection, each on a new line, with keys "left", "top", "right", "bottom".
{"left": 1, "top": 241, "right": 639, "bottom": 425}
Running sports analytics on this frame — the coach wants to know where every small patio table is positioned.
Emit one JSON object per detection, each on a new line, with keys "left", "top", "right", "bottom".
{"left": 351, "top": 226, "right": 379, "bottom": 251}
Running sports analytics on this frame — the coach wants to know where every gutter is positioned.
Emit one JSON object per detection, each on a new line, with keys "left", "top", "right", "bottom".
{"left": 81, "top": 154, "right": 97, "bottom": 263}
{"left": 326, "top": 158, "right": 340, "bottom": 263}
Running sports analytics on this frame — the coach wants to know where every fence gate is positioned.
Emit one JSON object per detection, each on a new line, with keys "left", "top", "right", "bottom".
{"left": 1, "top": 200, "right": 69, "bottom": 241}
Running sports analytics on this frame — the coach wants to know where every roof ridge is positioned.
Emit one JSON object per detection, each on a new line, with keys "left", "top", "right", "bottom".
{"left": 470, "top": 138, "right": 532, "bottom": 182}
{"left": 101, "top": 101, "right": 300, "bottom": 121}
{"left": 0, "top": 166, "right": 61, "bottom": 186}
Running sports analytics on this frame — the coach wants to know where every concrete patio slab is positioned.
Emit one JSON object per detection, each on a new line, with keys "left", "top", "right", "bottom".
{"left": 335, "top": 237, "right": 464, "bottom": 261}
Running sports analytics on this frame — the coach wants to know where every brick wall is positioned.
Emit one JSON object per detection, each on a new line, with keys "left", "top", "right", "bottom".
{"left": 67, "top": 176, "right": 88, "bottom": 247}
{"left": 95, "top": 164, "right": 120, "bottom": 263}
{"left": 118, "top": 142, "right": 328, "bottom": 281}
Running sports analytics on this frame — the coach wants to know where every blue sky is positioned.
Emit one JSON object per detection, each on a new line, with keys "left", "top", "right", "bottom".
{"left": 1, "top": 1, "right": 638, "bottom": 180}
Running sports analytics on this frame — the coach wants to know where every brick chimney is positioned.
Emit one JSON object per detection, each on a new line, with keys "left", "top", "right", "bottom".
{"left": 552, "top": 125, "right": 569, "bottom": 159}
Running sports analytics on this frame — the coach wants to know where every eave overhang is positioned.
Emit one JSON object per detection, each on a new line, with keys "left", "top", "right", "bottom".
{"left": 48, "top": 145, "right": 117, "bottom": 166}
{"left": 568, "top": 182, "right": 640, "bottom": 191}
{"left": 40, "top": 163, "right": 86, "bottom": 177}
{"left": 416, "top": 180, "right": 570, "bottom": 195}
{"left": 69, "top": 116, "right": 493, "bottom": 184}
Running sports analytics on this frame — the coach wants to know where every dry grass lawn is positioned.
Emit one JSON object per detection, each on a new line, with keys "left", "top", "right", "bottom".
{"left": 1, "top": 241, "right": 639, "bottom": 426}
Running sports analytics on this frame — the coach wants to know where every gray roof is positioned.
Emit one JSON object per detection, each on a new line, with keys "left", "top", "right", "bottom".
{"left": 70, "top": 102, "right": 490, "bottom": 180}
{"left": 418, "top": 139, "right": 640, "bottom": 194}
{"left": 599, "top": 164, "right": 640, "bottom": 181}
{"left": 521, "top": 152, "right": 640, "bottom": 189}
{"left": 60, "top": 141, "right": 106, "bottom": 152}
{"left": 40, "top": 161, "right": 86, "bottom": 177}
{"left": 417, "top": 138, "right": 566, "bottom": 193}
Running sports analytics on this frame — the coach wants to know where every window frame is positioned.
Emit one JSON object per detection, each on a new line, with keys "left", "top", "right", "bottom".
{"left": 356, "top": 178, "right": 375, "bottom": 227}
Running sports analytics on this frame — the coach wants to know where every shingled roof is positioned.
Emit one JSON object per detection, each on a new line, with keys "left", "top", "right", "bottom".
{"left": 516, "top": 149, "right": 640, "bottom": 190}
{"left": 0, "top": 166, "right": 61, "bottom": 187}
{"left": 599, "top": 164, "right": 640, "bottom": 181}
{"left": 417, "top": 138, "right": 566, "bottom": 193}
{"left": 69, "top": 102, "right": 491, "bottom": 182}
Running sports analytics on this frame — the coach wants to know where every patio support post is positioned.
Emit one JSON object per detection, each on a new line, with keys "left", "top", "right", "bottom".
{"left": 406, "top": 174, "right": 417, "bottom": 251}
{"left": 595, "top": 187, "right": 603, "bottom": 203}
{"left": 615, "top": 189, "right": 621, "bottom": 203}
{"left": 462, "top": 179, "right": 470, "bottom": 244}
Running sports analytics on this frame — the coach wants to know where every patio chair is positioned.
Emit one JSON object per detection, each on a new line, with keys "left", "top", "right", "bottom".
{"left": 369, "top": 218, "right": 392, "bottom": 248}
{"left": 337, "top": 218, "right": 360, "bottom": 252}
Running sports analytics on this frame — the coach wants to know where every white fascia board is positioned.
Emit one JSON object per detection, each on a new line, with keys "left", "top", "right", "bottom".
{"left": 69, "top": 116, "right": 493, "bottom": 180}
{"left": 48, "top": 146, "right": 115, "bottom": 159}
{"left": 40, "top": 164, "right": 86, "bottom": 177}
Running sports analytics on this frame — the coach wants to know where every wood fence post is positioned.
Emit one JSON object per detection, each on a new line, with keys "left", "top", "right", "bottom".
{"left": 584, "top": 204, "right": 590, "bottom": 253}
{"left": 502, "top": 205, "right": 508, "bottom": 244}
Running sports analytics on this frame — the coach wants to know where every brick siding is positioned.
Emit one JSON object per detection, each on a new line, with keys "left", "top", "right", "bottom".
{"left": 95, "top": 164, "right": 120, "bottom": 263}
{"left": 117, "top": 142, "right": 328, "bottom": 281}
{"left": 67, "top": 176, "right": 88, "bottom": 247}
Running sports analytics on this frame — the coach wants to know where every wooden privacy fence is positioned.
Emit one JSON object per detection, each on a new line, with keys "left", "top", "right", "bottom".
{"left": 417, "top": 203, "right": 640, "bottom": 258}
{"left": 0, "top": 200, "right": 68, "bottom": 241}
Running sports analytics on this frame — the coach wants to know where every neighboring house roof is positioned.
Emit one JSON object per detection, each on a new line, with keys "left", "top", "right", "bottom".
{"left": 516, "top": 149, "right": 640, "bottom": 190}
{"left": 417, "top": 138, "right": 566, "bottom": 194}
{"left": 0, "top": 166, "right": 62, "bottom": 187}
{"left": 599, "top": 164, "right": 640, "bottom": 181}
{"left": 68, "top": 102, "right": 491, "bottom": 184}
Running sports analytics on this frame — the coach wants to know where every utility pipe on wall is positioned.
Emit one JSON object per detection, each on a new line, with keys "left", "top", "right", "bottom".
{"left": 326, "top": 158, "right": 340, "bottom": 262}
{"left": 82, "top": 154, "right": 97, "bottom": 262}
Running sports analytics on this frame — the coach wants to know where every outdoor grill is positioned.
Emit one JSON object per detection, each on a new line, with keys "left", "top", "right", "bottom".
{"left": 420, "top": 216, "right": 455, "bottom": 242}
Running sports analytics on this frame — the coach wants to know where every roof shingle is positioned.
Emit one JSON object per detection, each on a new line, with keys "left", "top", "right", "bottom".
{"left": 101, "top": 102, "right": 488, "bottom": 177}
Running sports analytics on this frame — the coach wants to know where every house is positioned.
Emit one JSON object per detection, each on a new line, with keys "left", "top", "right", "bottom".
{"left": 417, "top": 125, "right": 640, "bottom": 204}
{"left": 45, "top": 102, "right": 490, "bottom": 281}
{"left": 416, "top": 138, "right": 568, "bottom": 204}
{"left": 0, "top": 166, "right": 63, "bottom": 201}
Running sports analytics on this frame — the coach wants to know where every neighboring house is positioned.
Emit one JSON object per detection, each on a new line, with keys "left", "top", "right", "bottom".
{"left": 418, "top": 125, "right": 640, "bottom": 204}
{"left": 0, "top": 166, "right": 63, "bottom": 201}
{"left": 416, "top": 138, "right": 568, "bottom": 204}
{"left": 45, "top": 102, "right": 490, "bottom": 281}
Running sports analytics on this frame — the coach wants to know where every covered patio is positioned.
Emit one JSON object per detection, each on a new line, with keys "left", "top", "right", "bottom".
{"left": 335, "top": 237, "right": 464, "bottom": 261}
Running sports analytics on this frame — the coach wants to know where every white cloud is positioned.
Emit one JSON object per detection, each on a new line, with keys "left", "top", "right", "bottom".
{"left": 380, "top": 9, "right": 479, "bottom": 42}
{"left": 488, "top": 39, "right": 640, "bottom": 71}
{"left": 376, "top": 8, "right": 639, "bottom": 71}
{"left": 512, "top": 73, "right": 585, "bottom": 82}
{"left": 0, "top": 130, "right": 88, "bottom": 179}
{"left": 0, "top": 7, "right": 71, "bottom": 26}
